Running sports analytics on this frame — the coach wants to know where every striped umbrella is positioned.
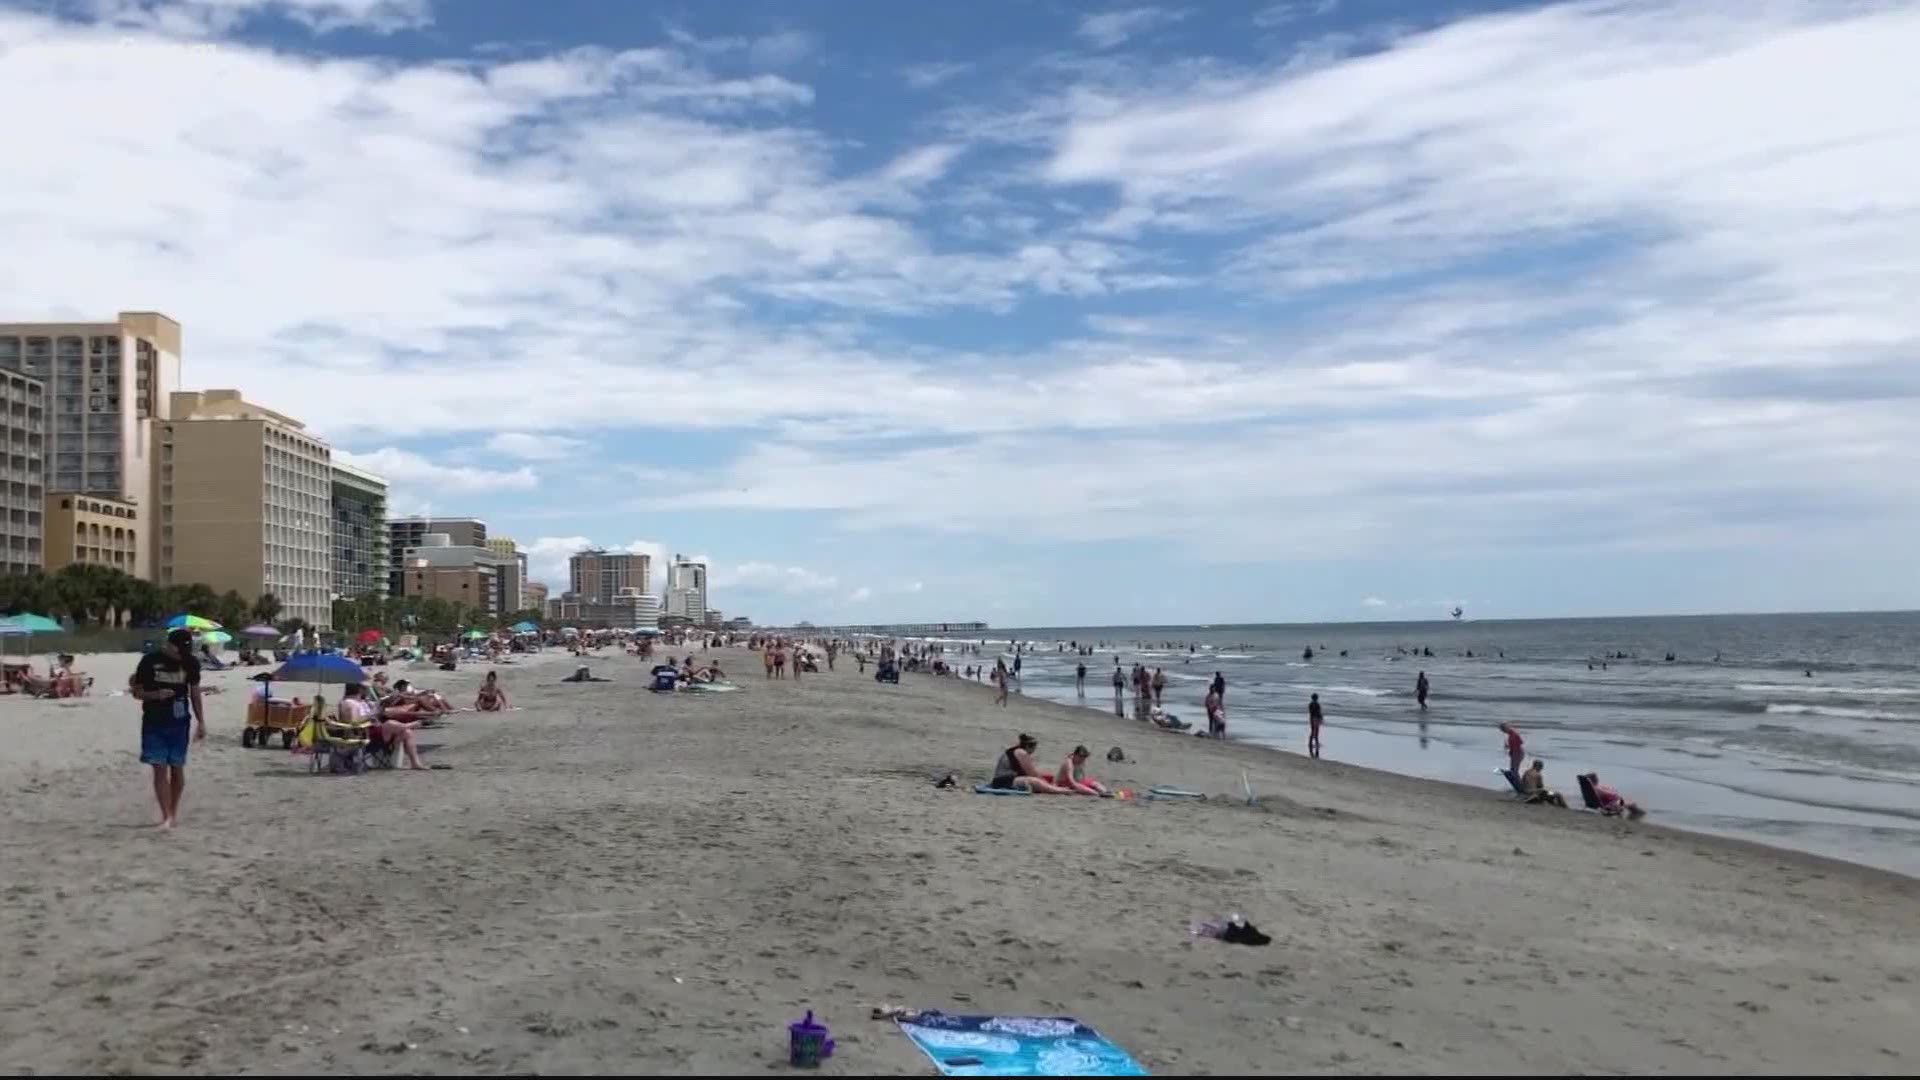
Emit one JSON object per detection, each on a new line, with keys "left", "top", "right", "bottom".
{"left": 166, "top": 614, "right": 222, "bottom": 631}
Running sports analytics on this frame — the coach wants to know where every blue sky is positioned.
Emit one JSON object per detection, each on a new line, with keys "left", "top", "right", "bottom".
{"left": 4, "top": 0, "right": 1918, "bottom": 625}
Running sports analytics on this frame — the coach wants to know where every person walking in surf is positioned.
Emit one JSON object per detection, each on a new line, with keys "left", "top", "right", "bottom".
{"left": 1416, "top": 670, "right": 1430, "bottom": 709}
{"left": 1075, "top": 661, "right": 1087, "bottom": 697}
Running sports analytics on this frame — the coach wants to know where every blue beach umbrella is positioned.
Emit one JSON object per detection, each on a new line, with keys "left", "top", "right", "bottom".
{"left": 511, "top": 620, "right": 538, "bottom": 634}
{"left": 272, "top": 652, "right": 368, "bottom": 686}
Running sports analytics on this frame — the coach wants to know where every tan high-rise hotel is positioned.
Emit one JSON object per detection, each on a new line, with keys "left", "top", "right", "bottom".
{"left": 157, "top": 390, "right": 333, "bottom": 628}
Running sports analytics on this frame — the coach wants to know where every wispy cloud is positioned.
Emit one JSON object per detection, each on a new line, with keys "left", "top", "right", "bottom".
{"left": 713, "top": 561, "right": 840, "bottom": 594}
{"left": 484, "top": 432, "right": 587, "bottom": 461}
{"left": 1077, "top": 7, "right": 1188, "bottom": 50}
{"left": 902, "top": 60, "right": 970, "bottom": 89}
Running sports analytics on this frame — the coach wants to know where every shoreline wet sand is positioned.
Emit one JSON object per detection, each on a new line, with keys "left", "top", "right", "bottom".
{"left": 2, "top": 647, "right": 1915, "bottom": 1074}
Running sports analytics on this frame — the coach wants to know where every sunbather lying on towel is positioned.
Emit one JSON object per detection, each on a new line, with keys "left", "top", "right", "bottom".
{"left": 1054, "top": 745, "right": 1110, "bottom": 796}
{"left": 988, "top": 733, "right": 1073, "bottom": 793}
{"left": 383, "top": 678, "right": 452, "bottom": 719}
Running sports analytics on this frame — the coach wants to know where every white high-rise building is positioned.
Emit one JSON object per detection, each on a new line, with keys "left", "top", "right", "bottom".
{"left": 666, "top": 553, "right": 707, "bottom": 624}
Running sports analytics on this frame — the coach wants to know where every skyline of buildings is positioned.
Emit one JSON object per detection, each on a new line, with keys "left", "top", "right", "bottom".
{"left": 0, "top": 310, "right": 741, "bottom": 630}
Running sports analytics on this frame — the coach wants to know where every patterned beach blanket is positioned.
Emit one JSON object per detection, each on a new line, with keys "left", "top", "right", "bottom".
{"left": 896, "top": 1013, "right": 1148, "bottom": 1076}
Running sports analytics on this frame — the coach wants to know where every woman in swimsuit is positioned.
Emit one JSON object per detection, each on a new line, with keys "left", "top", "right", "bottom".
{"left": 1053, "top": 745, "right": 1109, "bottom": 796}
{"left": 773, "top": 647, "right": 787, "bottom": 679}
{"left": 474, "top": 671, "right": 508, "bottom": 712}
{"left": 987, "top": 734, "right": 1071, "bottom": 793}
{"left": 343, "top": 683, "right": 428, "bottom": 770}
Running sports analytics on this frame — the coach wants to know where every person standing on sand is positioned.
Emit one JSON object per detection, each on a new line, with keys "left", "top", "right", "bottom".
{"left": 1500, "top": 723, "right": 1525, "bottom": 773}
{"left": 1206, "top": 685, "right": 1227, "bottom": 739}
{"left": 1075, "top": 661, "right": 1087, "bottom": 697}
{"left": 1307, "top": 693, "right": 1323, "bottom": 759}
{"left": 1416, "top": 670, "right": 1430, "bottom": 709}
{"left": 1152, "top": 667, "right": 1166, "bottom": 705}
{"left": 764, "top": 648, "right": 775, "bottom": 679}
{"left": 130, "top": 628, "right": 205, "bottom": 830}
{"left": 993, "top": 662, "right": 1010, "bottom": 707}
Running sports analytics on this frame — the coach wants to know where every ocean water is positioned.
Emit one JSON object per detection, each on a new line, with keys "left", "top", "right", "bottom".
{"left": 933, "top": 613, "right": 1920, "bottom": 877}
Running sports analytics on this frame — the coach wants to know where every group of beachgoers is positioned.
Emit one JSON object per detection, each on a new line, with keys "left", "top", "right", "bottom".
{"left": 986, "top": 733, "right": 1111, "bottom": 796}
{"left": 758, "top": 637, "right": 828, "bottom": 679}
{"left": 4, "top": 652, "right": 91, "bottom": 698}
{"left": 1495, "top": 720, "right": 1645, "bottom": 817}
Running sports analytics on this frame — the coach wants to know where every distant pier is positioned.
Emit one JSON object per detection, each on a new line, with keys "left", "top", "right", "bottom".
{"left": 764, "top": 621, "right": 989, "bottom": 636}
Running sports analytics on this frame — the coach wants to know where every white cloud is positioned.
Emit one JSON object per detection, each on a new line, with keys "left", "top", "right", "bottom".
{"left": 337, "top": 443, "right": 541, "bottom": 499}
{"left": 712, "top": 561, "right": 839, "bottom": 594}
{"left": 881, "top": 143, "right": 965, "bottom": 187}
{"left": 1362, "top": 596, "right": 1387, "bottom": 607}
{"left": 1251, "top": 1, "right": 1339, "bottom": 30}
{"left": 483, "top": 432, "right": 587, "bottom": 461}
{"left": 846, "top": 586, "right": 872, "bottom": 603}
{"left": 902, "top": 60, "right": 970, "bottom": 89}
{"left": 1077, "top": 7, "right": 1188, "bottom": 50}
{"left": 82, "top": 0, "right": 433, "bottom": 36}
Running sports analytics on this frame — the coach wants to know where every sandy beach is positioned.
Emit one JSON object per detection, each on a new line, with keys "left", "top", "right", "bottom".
{"left": 2, "top": 646, "right": 1916, "bottom": 1075}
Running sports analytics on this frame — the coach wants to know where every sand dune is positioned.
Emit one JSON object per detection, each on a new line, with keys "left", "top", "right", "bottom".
{"left": 0, "top": 646, "right": 1914, "bottom": 1074}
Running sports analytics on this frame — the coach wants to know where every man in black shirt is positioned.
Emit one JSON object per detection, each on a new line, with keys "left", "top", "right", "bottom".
{"left": 130, "top": 628, "right": 206, "bottom": 830}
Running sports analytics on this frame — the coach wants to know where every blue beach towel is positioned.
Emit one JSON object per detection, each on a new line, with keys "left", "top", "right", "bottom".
{"left": 897, "top": 1013, "right": 1147, "bottom": 1076}
{"left": 974, "top": 784, "right": 1031, "bottom": 796}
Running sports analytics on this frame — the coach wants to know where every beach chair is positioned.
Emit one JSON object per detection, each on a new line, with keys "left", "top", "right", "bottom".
{"left": 1577, "top": 774, "right": 1622, "bottom": 816}
{"left": 312, "top": 711, "right": 373, "bottom": 775}
{"left": 1500, "top": 768, "right": 1530, "bottom": 799}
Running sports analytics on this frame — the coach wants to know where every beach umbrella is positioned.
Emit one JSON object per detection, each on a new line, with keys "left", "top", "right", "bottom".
{"left": 273, "top": 652, "right": 368, "bottom": 687}
{"left": 560, "top": 626, "right": 579, "bottom": 636}
{"left": 510, "top": 620, "right": 538, "bottom": 634}
{"left": 0, "top": 613, "right": 61, "bottom": 660}
{"left": 355, "top": 628, "right": 385, "bottom": 646}
{"left": 166, "top": 613, "right": 221, "bottom": 631}
{"left": 199, "top": 630, "right": 233, "bottom": 646}
{"left": 463, "top": 629, "right": 488, "bottom": 640}
{"left": 240, "top": 624, "right": 280, "bottom": 639}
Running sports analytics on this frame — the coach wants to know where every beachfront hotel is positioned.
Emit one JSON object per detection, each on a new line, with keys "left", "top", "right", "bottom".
{"left": 41, "top": 492, "right": 138, "bottom": 576}
{"left": 485, "top": 536, "right": 529, "bottom": 612}
{"left": 0, "top": 370, "right": 45, "bottom": 575}
{"left": 569, "top": 547, "right": 648, "bottom": 604}
{"left": 523, "top": 580, "right": 548, "bottom": 614}
{"left": 157, "top": 390, "right": 333, "bottom": 628}
{"left": 547, "top": 586, "right": 657, "bottom": 630}
{"left": 389, "top": 516, "right": 486, "bottom": 596}
{"left": 398, "top": 533, "right": 513, "bottom": 619}
{"left": 330, "top": 460, "right": 389, "bottom": 600}
{"left": 0, "top": 311, "right": 183, "bottom": 578}
{"left": 666, "top": 553, "right": 708, "bottom": 625}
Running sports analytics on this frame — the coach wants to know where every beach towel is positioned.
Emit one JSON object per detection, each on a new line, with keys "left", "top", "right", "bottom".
{"left": 974, "top": 784, "right": 1031, "bottom": 796}
{"left": 896, "top": 1013, "right": 1147, "bottom": 1076}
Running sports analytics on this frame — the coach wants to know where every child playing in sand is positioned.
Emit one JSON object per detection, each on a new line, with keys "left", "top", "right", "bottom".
{"left": 1054, "top": 745, "right": 1110, "bottom": 796}
{"left": 474, "top": 671, "right": 509, "bottom": 712}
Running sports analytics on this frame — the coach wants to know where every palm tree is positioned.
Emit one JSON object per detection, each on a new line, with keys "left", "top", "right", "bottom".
{"left": 212, "top": 590, "right": 249, "bottom": 631}
{"left": 251, "top": 592, "right": 283, "bottom": 625}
